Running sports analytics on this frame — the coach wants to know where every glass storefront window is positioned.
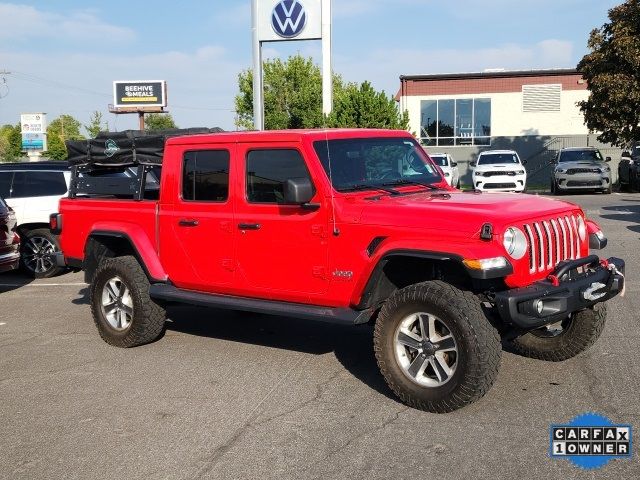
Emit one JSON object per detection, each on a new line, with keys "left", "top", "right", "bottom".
{"left": 419, "top": 98, "right": 491, "bottom": 147}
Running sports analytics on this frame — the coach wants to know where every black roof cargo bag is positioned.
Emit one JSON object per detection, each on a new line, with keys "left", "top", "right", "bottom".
{"left": 66, "top": 127, "right": 224, "bottom": 166}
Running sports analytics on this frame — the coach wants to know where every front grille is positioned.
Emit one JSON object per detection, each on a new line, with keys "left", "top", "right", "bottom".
{"left": 566, "top": 180, "right": 602, "bottom": 187}
{"left": 485, "top": 183, "right": 516, "bottom": 189}
{"left": 566, "top": 168, "right": 600, "bottom": 175}
{"left": 523, "top": 215, "right": 582, "bottom": 274}
{"left": 483, "top": 171, "right": 517, "bottom": 177}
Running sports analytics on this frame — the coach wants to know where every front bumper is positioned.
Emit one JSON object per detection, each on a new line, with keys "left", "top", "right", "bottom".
{"left": 494, "top": 256, "right": 624, "bottom": 330}
{"left": 556, "top": 173, "right": 610, "bottom": 190}
{"left": 474, "top": 174, "right": 526, "bottom": 192}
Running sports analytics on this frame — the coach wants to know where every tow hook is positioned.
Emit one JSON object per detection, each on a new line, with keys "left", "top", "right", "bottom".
{"left": 582, "top": 282, "right": 607, "bottom": 301}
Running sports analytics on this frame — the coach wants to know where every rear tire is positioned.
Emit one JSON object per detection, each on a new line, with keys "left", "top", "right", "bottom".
{"left": 374, "top": 281, "right": 501, "bottom": 413}
{"left": 509, "top": 304, "right": 606, "bottom": 361}
{"left": 20, "top": 228, "right": 64, "bottom": 278}
{"left": 90, "top": 255, "right": 166, "bottom": 347}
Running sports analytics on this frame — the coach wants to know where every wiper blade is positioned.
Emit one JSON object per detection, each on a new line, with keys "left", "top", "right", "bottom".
{"left": 337, "top": 184, "right": 400, "bottom": 195}
{"left": 381, "top": 179, "right": 440, "bottom": 190}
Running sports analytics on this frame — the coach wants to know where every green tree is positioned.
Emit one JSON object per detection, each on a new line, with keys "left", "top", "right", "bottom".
{"left": 235, "top": 55, "right": 351, "bottom": 130}
{"left": 144, "top": 113, "right": 177, "bottom": 131}
{"left": 328, "top": 81, "right": 409, "bottom": 129}
{"left": 0, "top": 124, "right": 24, "bottom": 162}
{"left": 85, "top": 111, "right": 107, "bottom": 138}
{"left": 235, "top": 55, "right": 408, "bottom": 131}
{"left": 578, "top": 0, "right": 640, "bottom": 146}
{"left": 44, "top": 114, "right": 85, "bottom": 160}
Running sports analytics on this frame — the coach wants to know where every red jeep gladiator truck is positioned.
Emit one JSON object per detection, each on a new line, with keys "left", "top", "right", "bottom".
{"left": 53, "top": 128, "right": 624, "bottom": 412}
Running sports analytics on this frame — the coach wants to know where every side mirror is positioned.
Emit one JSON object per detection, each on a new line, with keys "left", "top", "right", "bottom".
{"left": 521, "top": 159, "right": 528, "bottom": 166}
{"left": 470, "top": 161, "right": 476, "bottom": 168}
{"left": 284, "top": 177, "right": 315, "bottom": 205}
{"left": 451, "top": 161, "right": 458, "bottom": 167}
{"left": 605, "top": 156, "right": 612, "bottom": 162}
{"left": 622, "top": 151, "right": 631, "bottom": 158}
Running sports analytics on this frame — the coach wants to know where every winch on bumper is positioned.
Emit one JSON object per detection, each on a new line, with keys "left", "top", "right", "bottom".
{"left": 494, "top": 256, "right": 625, "bottom": 330}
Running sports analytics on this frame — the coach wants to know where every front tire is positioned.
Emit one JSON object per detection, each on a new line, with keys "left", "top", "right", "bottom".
{"left": 509, "top": 304, "right": 606, "bottom": 361}
{"left": 90, "top": 255, "right": 166, "bottom": 347}
{"left": 374, "top": 281, "right": 501, "bottom": 413}
{"left": 20, "top": 228, "right": 64, "bottom": 278}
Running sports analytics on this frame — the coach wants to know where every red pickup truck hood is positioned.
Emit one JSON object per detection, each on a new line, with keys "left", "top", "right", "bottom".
{"left": 350, "top": 191, "right": 582, "bottom": 233}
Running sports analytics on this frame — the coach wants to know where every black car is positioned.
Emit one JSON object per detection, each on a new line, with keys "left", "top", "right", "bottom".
{"left": 0, "top": 196, "right": 20, "bottom": 273}
{"left": 619, "top": 143, "right": 640, "bottom": 192}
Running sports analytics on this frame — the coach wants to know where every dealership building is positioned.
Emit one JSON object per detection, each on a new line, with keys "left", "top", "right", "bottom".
{"left": 397, "top": 68, "right": 622, "bottom": 187}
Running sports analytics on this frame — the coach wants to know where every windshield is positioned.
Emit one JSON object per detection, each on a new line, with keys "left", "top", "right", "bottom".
{"left": 313, "top": 137, "right": 442, "bottom": 191}
{"left": 632, "top": 143, "right": 640, "bottom": 157}
{"left": 430, "top": 155, "right": 448, "bottom": 167}
{"left": 477, "top": 153, "right": 519, "bottom": 165}
{"left": 558, "top": 149, "right": 603, "bottom": 162}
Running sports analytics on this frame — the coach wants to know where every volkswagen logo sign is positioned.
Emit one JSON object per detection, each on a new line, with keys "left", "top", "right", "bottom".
{"left": 271, "top": 0, "right": 307, "bottom": 39}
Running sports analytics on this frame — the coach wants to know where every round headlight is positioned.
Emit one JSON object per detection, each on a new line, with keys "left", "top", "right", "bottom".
{"left": 503, "top": 227, "right": 528, "bottom": 260}
{"left": 577, "top": 216, "right": 586, "bottom": 241}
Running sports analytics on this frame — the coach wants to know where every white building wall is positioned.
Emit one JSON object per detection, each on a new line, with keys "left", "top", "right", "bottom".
{"left": 402, "top": 89, "right": 590, "bottom": 139}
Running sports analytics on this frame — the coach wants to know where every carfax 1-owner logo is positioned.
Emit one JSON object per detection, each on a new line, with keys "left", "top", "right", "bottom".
{"left": 550, "top": 413, "right": 632, "bottom": 469}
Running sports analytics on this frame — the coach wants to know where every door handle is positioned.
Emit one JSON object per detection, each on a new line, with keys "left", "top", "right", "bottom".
{"left": 178, "top": 219, "right": 199, "bottom": 227}
{"left": 238, "top": 223, "right": 261, "bottom": 230}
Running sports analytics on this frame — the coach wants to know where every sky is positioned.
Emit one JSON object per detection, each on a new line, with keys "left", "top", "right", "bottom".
{"left": 0, "top": 0, "right": 621, "bottom": 132}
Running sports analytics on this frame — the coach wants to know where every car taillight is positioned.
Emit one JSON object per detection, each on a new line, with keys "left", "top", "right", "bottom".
{"left": 50, "top": 213, "right": 62, "bottom": 234}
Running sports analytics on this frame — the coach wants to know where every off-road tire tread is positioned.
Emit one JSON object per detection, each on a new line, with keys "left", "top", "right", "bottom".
{"left": 509, "top": 303, "right": 606, "bottom": 361}
{"left": 90, "top": 255, "right": 166, "bottom": 348}
{"left": 373, "top": 280, "right": 501, "bottom": 413}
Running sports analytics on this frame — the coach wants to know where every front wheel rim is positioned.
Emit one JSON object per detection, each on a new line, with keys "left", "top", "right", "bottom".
{"left": 101, "top": 277, "right": 134, "bottom": 331}
{"left": 394, "top": 312, "right": 458, "bottom": 387}
{"left": 23, "top": 236, "right": 57, "bottom": 274}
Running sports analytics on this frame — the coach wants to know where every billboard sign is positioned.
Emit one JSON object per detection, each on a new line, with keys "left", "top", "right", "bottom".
{"left": 113, "top": 80, "right": 167, "bottom": 108}
{"left": 20, "top": 113, "right": 47, "bottom": 151}
{"left": 257, "top": 0, "right": 322, "bottom": 42}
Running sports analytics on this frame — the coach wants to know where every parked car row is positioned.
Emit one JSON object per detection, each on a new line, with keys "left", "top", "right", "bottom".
{"left": 425, "top": 145, "right": 630, "bottom": 195}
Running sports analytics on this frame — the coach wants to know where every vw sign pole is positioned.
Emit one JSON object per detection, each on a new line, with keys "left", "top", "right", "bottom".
{"left": 252, "top": 0, "right": 331, "bottom": 130}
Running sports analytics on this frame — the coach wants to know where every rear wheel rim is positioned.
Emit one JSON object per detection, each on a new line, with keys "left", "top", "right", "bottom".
{"left": 23, "top": 236, "right": 57, "bottom": 274}
{"left": 394, "top": 312, "right": 458, "bottom": 387}
{"left": 101, "top": 276, "right": 134, "bottom": 331}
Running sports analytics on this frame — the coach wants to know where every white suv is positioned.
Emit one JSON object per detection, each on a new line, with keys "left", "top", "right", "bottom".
{"left": 471, "top": 150, "right": 527, "bottom": 192}
{"left": 0, "top": 162, "right": 70, "bottom": 277}
{"left": 429, "top": 153, "right": 460, "bottom": 188}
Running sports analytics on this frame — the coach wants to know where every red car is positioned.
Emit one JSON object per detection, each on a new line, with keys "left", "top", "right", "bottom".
{"left": 53, "top": 128, "right": 624, "bottom": 412}
{"left": 0, "top": 196, "right": 20, "bottom": 273}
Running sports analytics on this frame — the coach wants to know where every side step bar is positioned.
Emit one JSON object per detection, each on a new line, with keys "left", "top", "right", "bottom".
{"left": 149, "top": 284, "right": 374, "bottom": 325}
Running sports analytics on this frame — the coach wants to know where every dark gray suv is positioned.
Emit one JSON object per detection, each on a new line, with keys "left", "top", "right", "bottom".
{"left": 551, "top": 147, "right": 612, "bottom": 195}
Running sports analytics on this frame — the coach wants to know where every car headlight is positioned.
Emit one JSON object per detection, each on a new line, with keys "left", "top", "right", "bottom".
{"left": 602, "top": 166, "right": 611, "bottom": 172}
{"left": 444, "top": 172, "right": 450, "bottom": 177}
{"left": 475, "top": 172, "right": 484, "bottom": 177}
{"left": 503, "top": 226, "right": 528, "bottom": 260}
{"left": 516, "top": 170, "right": 525, "bottom": 175}
{"left": 556, "top": 168, "right": 567, "bottom": 174}
{"left": 577, "top": 216, "right": 586, "bottom": 241}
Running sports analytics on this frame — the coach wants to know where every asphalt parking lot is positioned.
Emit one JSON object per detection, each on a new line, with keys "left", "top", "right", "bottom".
{"left": 1, "top": 192, "right": 639, "bottom": 479}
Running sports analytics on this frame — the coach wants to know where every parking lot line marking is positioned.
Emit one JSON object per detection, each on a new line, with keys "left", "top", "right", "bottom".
{"left": 0, "top": 282, "right": 86, "bottom": 287}
{"left": 0, "top": 322, "right": 6, "bottom": 326}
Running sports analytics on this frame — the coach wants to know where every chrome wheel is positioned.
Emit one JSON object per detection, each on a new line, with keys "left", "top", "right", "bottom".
{"left": 394, "top": 312, "right": 458, "bottom": 387}
{"left": 23, "top": 236, "right": 57, "bottom": 274}
{"left": 101, "top": 277, "right": 134, "bottom": 331}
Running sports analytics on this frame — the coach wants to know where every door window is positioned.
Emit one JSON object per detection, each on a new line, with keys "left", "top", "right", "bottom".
{"left": 10, "top": 171, "right": 68, "bottom": 198}
{"left": 182, "top": 150, "right": 230, "bottom": 202}
{"left": 246, "top": 149, "right": 311, "bottom": 203}
{"left": 0, "top": 172, "right": 13, "bottom": 198}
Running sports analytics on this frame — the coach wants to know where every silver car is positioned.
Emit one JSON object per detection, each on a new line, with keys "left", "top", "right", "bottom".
{"left": 551, "top": 147, "right": 612, "bottom": 195}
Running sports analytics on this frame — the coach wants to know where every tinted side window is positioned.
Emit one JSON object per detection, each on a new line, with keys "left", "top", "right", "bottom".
{"left": 11, "top": 171, "right": 68, "bottom": 198}
{"left": 0, "top": 172, "right": 13, "bottom": 198}
{"left": 246, "top": 149, "right": 311, "bottom": 204}
{"left": 183, "top": 150, "right": 230, "bottom": 202}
